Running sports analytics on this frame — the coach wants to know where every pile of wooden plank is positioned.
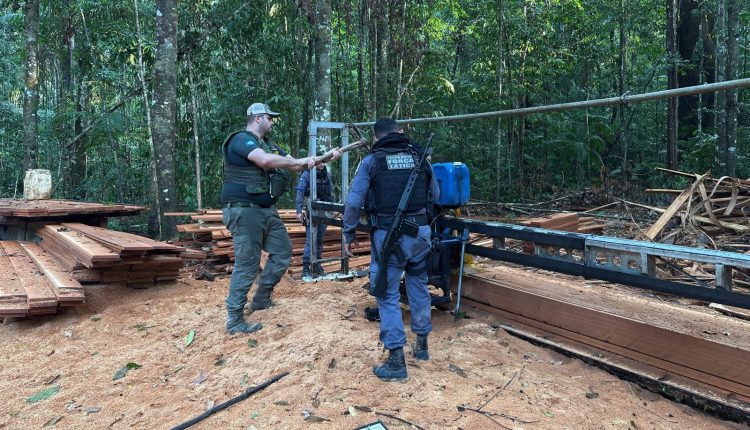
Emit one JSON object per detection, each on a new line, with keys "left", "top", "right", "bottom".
{"left": 521, "top": 212, "right": 605, "bottom": 234}
{"left": 171, "top": 208, "right": 371, "bottom": 276}
{"left": 287, "top": 225, "right": 371, "bottom": 276}
{"left": 0, "top": 241, "right": 85, "bottom": 318}
{"left": 0, "top": 199, "right": 145, "bottom": 219}
{"left": 515, "top": 212, "right": 605, "bottom": 254}
{"left": 36, "top": 223, "right": 184, "bottom": 288}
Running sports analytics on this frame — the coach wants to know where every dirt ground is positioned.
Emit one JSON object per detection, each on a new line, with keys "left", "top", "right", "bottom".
{"left": 0, "top": 264, "right": 747, "bottom": 430}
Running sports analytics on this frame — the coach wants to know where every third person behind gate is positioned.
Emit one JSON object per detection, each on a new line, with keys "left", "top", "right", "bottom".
{"left": 295, "top": 162, "right": 334, "bottom": 278}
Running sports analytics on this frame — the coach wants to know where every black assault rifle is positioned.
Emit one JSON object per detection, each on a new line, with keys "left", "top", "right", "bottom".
{"left": 371, "top": 133, "right": 435, "bottom": 298}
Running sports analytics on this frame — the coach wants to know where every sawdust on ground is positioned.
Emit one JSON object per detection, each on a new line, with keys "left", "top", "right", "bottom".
{"left": 0, "top": 266, "right": 746, "bottom": 430}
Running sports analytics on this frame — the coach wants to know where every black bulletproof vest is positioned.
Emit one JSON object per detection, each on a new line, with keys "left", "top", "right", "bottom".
{"left": 305, "top": 169, "right": 333, "bottom": 201}
{"left": 370, "top": 144, "right": 429, "bottom": 216}
{"left": 222, "top": 130, "right": 269, "bottom": 193}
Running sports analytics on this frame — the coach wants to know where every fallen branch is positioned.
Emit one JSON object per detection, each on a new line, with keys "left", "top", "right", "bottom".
{"left": 456, "top": 406, "right": 512, "bottom": 429}
{"left": 618, "top": 199, "right": 665, "bottom": 213}
{"left": 374, "top": 411, "right": 426, "bottom": 430}
{"left": 656, "top": 167, "right": 699, "bottom": 178}
{"left": 580, "top": 201, "right": 618, "bottom": 213}
{"left": 457, "top": 405, "right": 538, "bottom": 425}
{"left": 478, "top": 371, "right": 517, "bottom": 411}
{"left": 170, "top": 371, "right": 289, "bottom": 430}
{"left": 709, "top": 303, "right": 750, "bottom": 321}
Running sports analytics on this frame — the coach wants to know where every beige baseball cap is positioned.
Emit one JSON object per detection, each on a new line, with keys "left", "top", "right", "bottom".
{"left": 246, "top": 102, "right": 280, "bottom": 117}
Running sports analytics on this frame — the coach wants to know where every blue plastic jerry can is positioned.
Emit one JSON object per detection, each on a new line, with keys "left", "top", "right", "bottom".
{"left": 432, "top": 162, "right": 470, "bottom": 208}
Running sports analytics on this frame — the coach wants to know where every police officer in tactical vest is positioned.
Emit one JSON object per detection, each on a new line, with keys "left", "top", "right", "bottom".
{"left": 342, "top": 118, "right": 440, "bottom": 381}
{"left": 295, "top": 163, "right": 334, "bottom": 278}
{"left": 221, "top": 102, "right": 341, "bottom": 335}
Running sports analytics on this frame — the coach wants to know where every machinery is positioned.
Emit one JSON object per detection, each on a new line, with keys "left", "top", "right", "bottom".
{"left": 304, "top": 120, "right": 750, "bottom": 312}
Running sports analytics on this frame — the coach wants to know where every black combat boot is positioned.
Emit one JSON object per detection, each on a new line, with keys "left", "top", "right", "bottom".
{"left": 313, "top": 262, "right": 325, "bottom": 277}
{"left": 301, "top": 262, "right": 312, "bottom": 278}
{"left": 250, "top": 284, "right": 275, "bottom": 311}
{"left": 226, "top": 310, "right": 262, "bottom": 335}
{"left": 414, "top": 334, "right": 429, "bottom": 360}
{"left": 373, "top": 347, "right": 407, "bottom": 381}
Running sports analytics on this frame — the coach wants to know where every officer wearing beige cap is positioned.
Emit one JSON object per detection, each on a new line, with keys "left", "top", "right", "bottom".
{"left": 221, "top": 102, "right": 341, "bottom": 335}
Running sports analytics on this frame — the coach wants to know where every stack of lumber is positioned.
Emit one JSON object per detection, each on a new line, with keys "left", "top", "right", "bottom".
{"left": 517, "top": 212, "right": 605, "bottom": 254}
{"left": 0, "top": 240, "right": 85, "bottom": 317}
{"left": 172, "top": 209, "right": 235, "bottom": 273}
{"left": 0, "top": 199, "right": 145, "bottom": 218}
{"left": 36, "top": 223, "right": 185, "bottom": 288}
{"left": 523, "top": 213, "right": 580, "bottom": 231}
{"left": 286, "top": 226, "right": 372, "bottom": 276}
{"left": 520, "top": 212, "right": 605, "bottom": 234}
{"left": 171, "top": 208, "right": 371, "bottom": 276}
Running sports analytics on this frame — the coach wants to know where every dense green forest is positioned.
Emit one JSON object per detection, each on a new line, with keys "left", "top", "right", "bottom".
{"left": 0, "top": 0, "right": 748, "bottom": 238}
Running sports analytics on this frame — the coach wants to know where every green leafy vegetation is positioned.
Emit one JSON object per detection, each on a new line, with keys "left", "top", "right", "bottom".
{"left": 0, "top": 0, "right": 747, "bottom": 224}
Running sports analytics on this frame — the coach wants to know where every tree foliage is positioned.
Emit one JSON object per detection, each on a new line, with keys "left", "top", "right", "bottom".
{"left": 0, "top": 0, "right": 748, "bottom": 235}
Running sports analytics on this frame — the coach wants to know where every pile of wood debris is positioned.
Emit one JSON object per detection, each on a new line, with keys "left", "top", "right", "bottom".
{"left": 627, "top": 169, "right": 750, "bottom": 249}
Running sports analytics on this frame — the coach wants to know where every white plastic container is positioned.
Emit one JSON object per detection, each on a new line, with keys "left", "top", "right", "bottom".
{"left": 23, "top": 169, "right": 52, "bottom": 200}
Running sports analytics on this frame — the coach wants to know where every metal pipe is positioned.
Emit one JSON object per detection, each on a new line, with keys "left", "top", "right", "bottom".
{"left": 351, "top": 78, "right": 750, "bottom": 127}
{"left": 307, "top": 124, "right": 319, "bottom": 273}
{"left": 453, "top": 228, "right": 470, "bottom": 320}
{"left": 340, "top": 127, "right": 350, "bottom": 274}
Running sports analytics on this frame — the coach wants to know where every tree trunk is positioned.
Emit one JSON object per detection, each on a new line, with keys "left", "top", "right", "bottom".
{"left": 676, "top": 0, "right": 702, "bottom": 139}
{"left": 700, "top": 11, "right": 717, "bottom": 130}
{"left": 56, "top": 0, "right": 74, "bottom": 195}
{"left": 516, "top": 6, "right": 530, "bottom": 188}
{"left": 715, "top": 0, "right": 727, "bottom": 175}
{"left": 724, "top": 0, "right": 738, "bottom": 177}
{"left": 300, "top": 37, "right": 313, "bottom": 153}
{"left": 135, "top": 0, "right": 162, "bottom": 239}
{"left": 396, "top": 2, "right": 407, "bottom": 117}
{"left": 376, "top": 0, "right": 389, "bottom": 114}
{"left": 150, "top": 0, "right": 178, "bottom": 239}
{"left": 618, "top": 0, "right": 628, "bottom": 182}
{"left": 494, "top": 0, "right": 505, "bottom": 201}
{"left": 368, "top": 2, "right": 378, "bottom": 119}
{"left": 188, "top": 58, "right": 203, "bottom": 210}
{"left": 666, "top": 0, "right": 679, "bottom": 169}
{"left": 23, "top": 0, "right": 40, "bottom": 171}
{"left": 70, "top": 80, "right": 89, "bottom": 199}
{"left": 313, "top": 0, "right": 332, "bottom": 150}
{"left": 357, "top": 0, "right": 367, "bottom": 120}
{"left": 697, "top": 17, "right": 704, "bottom": 135}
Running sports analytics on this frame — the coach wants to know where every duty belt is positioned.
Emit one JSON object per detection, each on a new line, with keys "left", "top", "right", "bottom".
{"left": 373, "top": 214, "right": 428, "bottom": 230}
{"left": 224, "top": 201, "right": 267, "bottom": 209}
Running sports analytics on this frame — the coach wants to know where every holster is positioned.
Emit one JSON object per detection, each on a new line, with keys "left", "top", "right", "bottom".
{"left": 268, "top": 169, "right": 290, "bottom": 198}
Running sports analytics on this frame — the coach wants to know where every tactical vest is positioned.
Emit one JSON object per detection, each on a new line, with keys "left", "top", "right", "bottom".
{"left": 305, "top": 169, "right": 333, "bottom": 202}
{"left": 222, "top": 130, "right": 269, "bottom": 194}
{"left": 370, "top": 145, "right": 429, "bottom": 216}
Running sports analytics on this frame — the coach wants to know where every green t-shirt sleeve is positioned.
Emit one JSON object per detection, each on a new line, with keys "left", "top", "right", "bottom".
{"left": 229, "top": 133, "right": 260, "bottom": 160}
